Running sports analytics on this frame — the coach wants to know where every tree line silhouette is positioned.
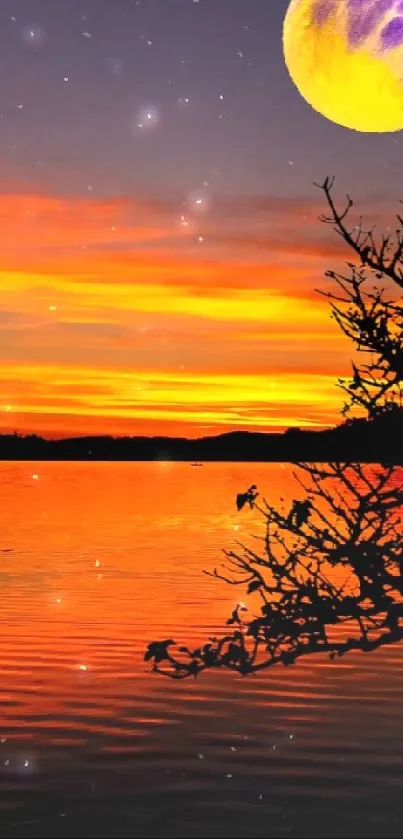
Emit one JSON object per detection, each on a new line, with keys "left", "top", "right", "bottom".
{"left": 2, "top": 411, "right": 403, "bottom": 462}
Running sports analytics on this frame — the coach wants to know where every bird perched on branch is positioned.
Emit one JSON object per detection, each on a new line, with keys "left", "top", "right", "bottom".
{"left": 236, "top": 484, "right": 258, "bottom": 511}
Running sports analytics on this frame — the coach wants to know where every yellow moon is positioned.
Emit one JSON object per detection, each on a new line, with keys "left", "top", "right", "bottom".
{"left": 283, "top": 0, "right": 403, "bottom": 132}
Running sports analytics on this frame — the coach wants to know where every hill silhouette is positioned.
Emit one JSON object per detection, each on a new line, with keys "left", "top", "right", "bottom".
{"left": 1, "top": 407, "right": 402, "bottom": 462}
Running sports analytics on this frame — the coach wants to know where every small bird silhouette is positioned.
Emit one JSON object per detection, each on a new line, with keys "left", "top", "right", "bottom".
{"left": 287, "top": 499, "right": 313, "bottom": 528}
{"left": 236, "top": 484, "right": 258, "bottom": 511}
{"left": 350, "top": 363, "right": 361, "bottom": 391}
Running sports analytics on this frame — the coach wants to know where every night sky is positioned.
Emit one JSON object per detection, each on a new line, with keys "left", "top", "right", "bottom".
{"left": 0, "top": 0, "right": 401, "bottom": 438}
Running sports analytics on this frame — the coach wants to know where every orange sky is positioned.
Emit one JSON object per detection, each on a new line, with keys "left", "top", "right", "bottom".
{"left": 0, "top": 187, "right": 372, "bottom": 438}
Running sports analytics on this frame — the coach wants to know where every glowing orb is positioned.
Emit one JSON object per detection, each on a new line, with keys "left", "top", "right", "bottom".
{"left": 283, "top": 0, "right": 403, "bottom": 132}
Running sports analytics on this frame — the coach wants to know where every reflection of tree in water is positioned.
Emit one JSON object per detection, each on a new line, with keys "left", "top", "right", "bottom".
{"left": 146, "top": 178, "right": 403, "bottom": 679}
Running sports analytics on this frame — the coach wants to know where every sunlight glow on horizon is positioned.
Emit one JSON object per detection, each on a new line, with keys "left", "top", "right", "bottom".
{"left": 0, "top": 188, "right": 357, "bottom": 437}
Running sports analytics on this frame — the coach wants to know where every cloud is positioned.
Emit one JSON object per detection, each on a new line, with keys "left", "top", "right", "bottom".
{"left": 0, "top": 192, "right": 180, "bottom": 261}
{"left": 0, "top": 185, "right": 373, "bottom": 435}
{"left": 0, "top": 362, "right": 342, "bottom": 437}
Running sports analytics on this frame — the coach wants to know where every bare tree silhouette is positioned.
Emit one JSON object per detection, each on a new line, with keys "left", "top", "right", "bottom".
{"left": 316, "top": 176, "right": 403, "bottom": 418}
{"left": 146, "top": 179, "right": 403, "bottom": 679}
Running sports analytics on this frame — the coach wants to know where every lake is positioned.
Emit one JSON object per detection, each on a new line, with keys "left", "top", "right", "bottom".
{"left": 0, "top": 461, "right": 402, "bottom": 838}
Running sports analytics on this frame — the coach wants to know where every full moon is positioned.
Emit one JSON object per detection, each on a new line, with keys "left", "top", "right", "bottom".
{"left": 283, "top": 0, "right": 403, "bottom": 132}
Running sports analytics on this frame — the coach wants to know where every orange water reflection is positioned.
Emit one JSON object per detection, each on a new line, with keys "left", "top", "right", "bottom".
{"left": 1, "top": 463, "right": 403, "bottom": 839}
{"left": 0, "top": 463, "right": 296, "bottom": 717}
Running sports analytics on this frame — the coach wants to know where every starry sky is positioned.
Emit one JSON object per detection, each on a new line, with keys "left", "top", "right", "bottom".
{"left": 0, "top": 0, "right": 402, "bottom": 439}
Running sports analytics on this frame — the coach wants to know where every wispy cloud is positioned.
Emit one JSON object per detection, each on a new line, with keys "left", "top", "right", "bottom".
{"left": 0, "top": 362, "right": 342, "bottom": 437}
{"left": 0, "top": 187, "right": 367, "bottom": 436}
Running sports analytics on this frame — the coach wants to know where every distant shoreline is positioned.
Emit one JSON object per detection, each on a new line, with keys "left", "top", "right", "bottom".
{"left": 0, "top": 418, "right": 402, "bottom": 464}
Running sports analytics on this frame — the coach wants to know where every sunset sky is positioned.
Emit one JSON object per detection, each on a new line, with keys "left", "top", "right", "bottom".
{"left": 1, "top": 0, "right": 402, "bottom": 439}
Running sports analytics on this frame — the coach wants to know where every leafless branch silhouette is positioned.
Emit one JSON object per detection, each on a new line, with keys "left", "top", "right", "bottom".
{"left": 315, "top": 176, "right": 403, "bottom": 418}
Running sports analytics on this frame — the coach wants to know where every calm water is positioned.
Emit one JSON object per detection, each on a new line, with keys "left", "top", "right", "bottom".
{"left": 0, "top": 461, "right": 402, "bottom": 839}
